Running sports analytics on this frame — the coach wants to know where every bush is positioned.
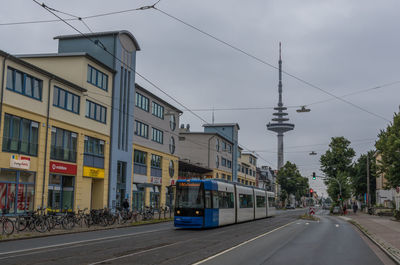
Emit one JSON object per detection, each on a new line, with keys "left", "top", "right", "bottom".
{"left": 394, "top": 210, "right": 400, "bottom": 220}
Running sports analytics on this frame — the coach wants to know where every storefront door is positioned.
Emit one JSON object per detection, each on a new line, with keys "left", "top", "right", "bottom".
{"left": 48, "top": 174, "right": 74, "bottom": 212}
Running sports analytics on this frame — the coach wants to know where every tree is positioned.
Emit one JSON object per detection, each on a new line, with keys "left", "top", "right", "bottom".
{"left": 320, "top": 137, "right": 355, "bottom": 202}
{"left": 277, "top": 161, "right": 309, "bottom": 203}
{"left": 351, "top": 151, "right": 377, "bottom": 202}
{"left": 375, "top": 112, "right": 400, "bottom": 188}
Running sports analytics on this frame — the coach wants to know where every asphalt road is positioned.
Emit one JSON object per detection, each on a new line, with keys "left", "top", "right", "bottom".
{"left": 0, "top": 209, "right": 390, "bottom": 265}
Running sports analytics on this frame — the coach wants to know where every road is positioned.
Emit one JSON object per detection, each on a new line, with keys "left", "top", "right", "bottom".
{"left": 0, "top": 209, "right": 392, "bottom": 265}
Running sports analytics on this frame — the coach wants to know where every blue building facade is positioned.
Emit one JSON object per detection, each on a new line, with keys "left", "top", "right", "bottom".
{"left": 203, "top": 123, "right": 240, "bottom": 182}
{"left": 55, "top": 31, "right": 140, "bottom": 209}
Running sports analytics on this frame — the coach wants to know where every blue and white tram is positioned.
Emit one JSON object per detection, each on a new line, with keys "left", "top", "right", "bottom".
{"left": 174, "top": 179, "right": 275, "bottom": 228}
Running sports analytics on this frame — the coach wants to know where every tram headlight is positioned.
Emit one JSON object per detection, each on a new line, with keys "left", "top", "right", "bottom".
{"left": 177, "top": 210, "right": 181, "bottom": 214}
{"left": 195, "top": 211, "right": 200, "bottom": 215}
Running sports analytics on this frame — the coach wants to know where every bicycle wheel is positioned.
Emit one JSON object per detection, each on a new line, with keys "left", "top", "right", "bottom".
{"left": 15, "top": 216, "right": 28, "bottom": 231}
{"left": 2, "top": 219, "right": 15, "bottom": 235}
{"left": 34, "top": 218, "right": 49, "bottom": 233}
{"left": 61, "top": 217, "right": 75, "bottom": 230}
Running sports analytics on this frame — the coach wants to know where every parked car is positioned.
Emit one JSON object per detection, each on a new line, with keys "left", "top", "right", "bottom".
{"left": 285, "top": 205, "right": 295, "bottom": 209}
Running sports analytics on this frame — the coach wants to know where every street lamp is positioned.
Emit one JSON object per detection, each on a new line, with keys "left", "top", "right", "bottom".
{"left": 296, "top": 106, "right": 311, "bottom": 113}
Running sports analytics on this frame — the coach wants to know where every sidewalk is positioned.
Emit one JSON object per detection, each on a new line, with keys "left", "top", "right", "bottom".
{"left": 340, "top": 211, "right": 400, "bottom": 264}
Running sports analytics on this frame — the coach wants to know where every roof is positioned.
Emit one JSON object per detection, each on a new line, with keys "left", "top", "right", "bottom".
{"left": 203, "top": 123, "right": 240, "bottom": 130}
{"left": 0, "top": 49, "right": 87, "bottom": 93}
{"left": 16, "top": 52, "right": 116, "bottom": 74}
{"left": 54, "top": 30, "right": 141, "bottom": 51}
{"left": 179, "top": 131, "right": 234, "bottom": 145}
{"left": 135, "top": 83, "right": 183, "bottom": 114}
{"left": 242, "top": 152, "right": 258, "bottom": 158}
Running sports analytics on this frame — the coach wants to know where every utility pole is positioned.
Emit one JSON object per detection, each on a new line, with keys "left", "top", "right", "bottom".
{"left": 367, "top": 153, "right": 370, "bottom": 209}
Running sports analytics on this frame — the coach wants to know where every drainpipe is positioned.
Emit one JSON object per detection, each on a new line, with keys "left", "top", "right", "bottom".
{"left": 0, "top": 55, "right": 8, "bottom": 126}
{"left": 41, "top": 77, "right": 53, "bottom": 208}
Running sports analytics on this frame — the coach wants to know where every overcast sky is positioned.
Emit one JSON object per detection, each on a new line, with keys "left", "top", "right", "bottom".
{"left": 2, "top": 0, "right": 400, "bottom": 196}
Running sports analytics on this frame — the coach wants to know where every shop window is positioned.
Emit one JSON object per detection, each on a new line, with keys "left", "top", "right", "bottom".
{"left": 48, "top": 174, "right": 74, "bottom": 212}
{"left": 132, "top": 185, "right": 145, "bottom": 211}
{"left": 0, "top": 169, "right": 35, "bottom": 214}
{"left": 50, "top": 127, "right": 77, "bottom": 163}
{"left": 150, "top": 186, "right": 160, "bottom": 208}
{"left": 2, "top": 113, "right": 39, "bottom": 156}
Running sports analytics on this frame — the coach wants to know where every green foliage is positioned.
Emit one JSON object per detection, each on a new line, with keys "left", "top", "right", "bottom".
{"left": 394, "top": 210, "right": 400, "bottom": 221}
{"left": 375, "top": 112, "right": 400, "bottom": 189}
{"left": 277, "top": 161, "right": 309, "bottom": 199}
{"left": 351, "top": 151, "right": 377, "bottom": 202}
{"left": 320, "top": 137, "right": 355, "bottom": 202}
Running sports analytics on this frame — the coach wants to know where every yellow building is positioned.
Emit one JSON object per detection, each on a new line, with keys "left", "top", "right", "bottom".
{"left": 238, "top": 148, "right": 257, "bottom": 186}
{"left": 132, "top": 84, "right": 181, "bottom": 210}
{"left": 0, "top": 49, "right": 113, "bottom": 213}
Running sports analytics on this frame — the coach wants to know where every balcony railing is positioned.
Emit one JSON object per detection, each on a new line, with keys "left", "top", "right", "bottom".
{"left": 134, "top": 163, "right": 147, "bottom": 175}
{"left": 50, "top": 146, "right": 77, "bottom": 163}
{"left": 151, "top": 167, "right": 162, "bottom": 178}
{"left": 2, "top": 137, "right": 38, "bottom": 156}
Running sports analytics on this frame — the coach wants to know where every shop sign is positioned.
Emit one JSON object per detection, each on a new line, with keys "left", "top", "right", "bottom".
{"left": 10, "top": 155, "right": 30, "bottom": 169}
{"left": 151, "top": 176, "right": 162, "bottom": 184}
{"left": 83, "top": 166, "right": 105, "bottom": 179}
{"left": 50, "top": 161, "right": 77, "bottom": 175}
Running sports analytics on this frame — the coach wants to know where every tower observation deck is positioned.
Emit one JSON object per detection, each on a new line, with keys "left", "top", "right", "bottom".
{"left": 266, "top": 43, "right": 294, "bottom": 169}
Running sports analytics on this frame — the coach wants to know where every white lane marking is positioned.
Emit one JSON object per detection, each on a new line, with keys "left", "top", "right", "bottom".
{"left": 88, "top": 242, "right": 179, "bottom": 265}
{"left": 192, "top": 221, "right": 296, "bottom": 265}
{"left": 335, "top": 224, "right": 339, "bottom": 227}
{"left": 296, "top": 223, "right": 300, "bottom": 225}
{"left": 305, "top": 222, "right": 309, "bottom": 225}
{"left": 0, "top": 228, "right": 170, "bottom": 256}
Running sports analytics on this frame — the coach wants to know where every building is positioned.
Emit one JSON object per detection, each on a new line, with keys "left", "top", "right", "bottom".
{"left": 257, "top": 166, "right": 277, "bottom": 192}
{"left": 0, "top": 48, "right": 113, "bottom": 213}
{"left": 177, "top": 124, "right": 234, "bottom": 181}
{"left": 132, "top": 84, "right": 182, "bottom": 210}
{"left": 237, "top": 149, "right": 257, "bottom": 186}
{"left": 51, "top": 31, "right": 141, "bottom": 209}
{"left": 203, "top": 123, "right": 240, "bottom": 181}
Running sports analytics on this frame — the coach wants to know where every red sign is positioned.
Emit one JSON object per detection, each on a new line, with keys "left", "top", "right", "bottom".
{"left": 309, "top": 207, "right": 315, "bottom": 215}
{"left": 49, "top": 161, "right": 77, "bottom": 175}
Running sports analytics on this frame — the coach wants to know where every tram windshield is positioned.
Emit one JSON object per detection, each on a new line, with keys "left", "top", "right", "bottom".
{"left": 176, "top": 182, "right": 204, "bottom": 208}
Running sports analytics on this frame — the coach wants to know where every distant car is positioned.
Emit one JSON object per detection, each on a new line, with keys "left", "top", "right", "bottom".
{"left": 285, "top": 205, "right": 295, "bottom": 209}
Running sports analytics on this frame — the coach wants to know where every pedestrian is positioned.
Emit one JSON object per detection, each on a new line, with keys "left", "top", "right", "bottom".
{"left": 343, "top": 204, "right": 347, "bottom": 215}
{"left": 122, "top": 198, "right": 130, "bottom": 212}
{"left": 353, "top": 202, "right": 358, "bottom": 214}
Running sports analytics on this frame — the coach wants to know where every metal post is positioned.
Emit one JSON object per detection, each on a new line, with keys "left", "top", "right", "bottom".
{"left": 367, "top": 153, "right": 370, "bottom": 209}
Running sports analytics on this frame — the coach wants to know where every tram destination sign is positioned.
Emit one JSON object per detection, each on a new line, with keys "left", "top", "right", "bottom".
{"left": 179, "top": 182, "right": 201, "bottom": 187}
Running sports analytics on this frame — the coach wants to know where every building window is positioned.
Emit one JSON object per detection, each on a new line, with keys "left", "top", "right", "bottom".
{"left": 249, "top": 169, "right": 252, "bottom": 176}
{"left": 50, "top": 127, "right": 77, "bottom": 163}
{"left": 151, "top": 154, "right": 162, "bottom": 168}
{"left": 151, "top": 128, "right": 163, "bottom": 144}
{"left": 86, "top": 100, "right": 106, "bottom": 123}
{"left": 135, "top": 92, "right": 149, "bottom": 112}
{"left": 2, "top": 113, "right": 39, "bottom": 156}
{"left": 170, "top": 115, "right": 176, "bottom": 131}
{"left": 48, "top": 174, "right": 74, "bottom": 211}
{"left": 216, "top": 139, "right": 220, "bottom": 152}
{"left": 87, "top": 65, "right": 108, "bottom": 90}
{"left": 216, "top": 155, "right": 219, "bottom": 168}
{"left": 169, "top": 160, "right": 174, "bottom": 178}
{"left": 152, "top": 102, "right": 164, "bottom": 119}
{"left": 169, "top": 136, "right": 175, "bottom": 154}
{"left": 0, "top": 169, "right": 35, "bottom": 214}
{"left": 133, "top": 150, "right": 147, "bottom": 175}
{"left": 221, "top": 158, "right": 227, "bottom": 167}
{"left": 53, "top": 86, "right": 80, "bottom": 114}
{"left": 6, "top": 67, "right": 42, "bottom": 101}
{"left": 227, "top": 160, "right": 232, "bottom": 169}
{"left": 83, "top": 136, "right": 105, "bottom": 168}
{"left": 222, "top": 141, "right": 227, "bottom": 151}
{"left": 134, "top": 120, "right": 149, "bottom": 138}
{"left": 116, "top": 161, "right": 127, "bottom": 208}
{"left": 238, "top": 164, "right": 241, "bottom": 172}
{"left": 228, "top": 144, "right": 232, "bottom": 153}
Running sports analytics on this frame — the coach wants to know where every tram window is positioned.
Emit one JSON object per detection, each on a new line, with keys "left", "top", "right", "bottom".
{"left": 205, "top": 190, "right": 212, "bottom": 208}
{"left": 239, "top": 194, "right": 253, "bottom": 208}
{"left": 212, "top": 190, "right": 219, "bottom": 208}
{"left": 218, "top": 191, "right": 234, "bottom": 208}
{"left": 256, "top": 195, "right": 266, "bottom": 207}
{"left": 268, "top": 196, "right": 275, "bottom": 207}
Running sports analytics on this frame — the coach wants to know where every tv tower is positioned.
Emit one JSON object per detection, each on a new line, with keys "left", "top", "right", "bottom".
{"left": 267, "top": 43, "right": 295, "bottom": 169}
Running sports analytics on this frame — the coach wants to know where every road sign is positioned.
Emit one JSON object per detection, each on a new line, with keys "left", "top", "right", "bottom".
{"left": 309, "top": 207, "right": 315, "bottom": 215}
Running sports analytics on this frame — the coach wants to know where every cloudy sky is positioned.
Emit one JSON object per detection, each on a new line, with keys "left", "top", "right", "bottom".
{"left": 2, "top": 0, "right": 400, "bottom": 195}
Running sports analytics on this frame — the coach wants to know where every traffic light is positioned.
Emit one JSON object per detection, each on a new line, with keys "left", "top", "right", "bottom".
{"left": 312, "top": 172, "right": 316, "bottom": 180}
{"left": 310, "top": 188, "right": 314, "bottom": 194}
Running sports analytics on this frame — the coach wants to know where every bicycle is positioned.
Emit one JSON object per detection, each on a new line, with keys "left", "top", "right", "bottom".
{"left": 1, "top": 209, "right": 14, "bottom": 235}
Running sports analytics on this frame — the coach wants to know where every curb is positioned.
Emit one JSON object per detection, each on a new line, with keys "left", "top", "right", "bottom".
{"left": 346, "top": 218, "right": 400, "bottom": 265}
{"left": 0, "top": 218, "right": 173, "bottom": 243}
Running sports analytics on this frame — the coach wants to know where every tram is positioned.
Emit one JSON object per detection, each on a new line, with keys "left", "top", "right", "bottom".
{"left": 174, "top": 179, "right": 276, "bottom": 228}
